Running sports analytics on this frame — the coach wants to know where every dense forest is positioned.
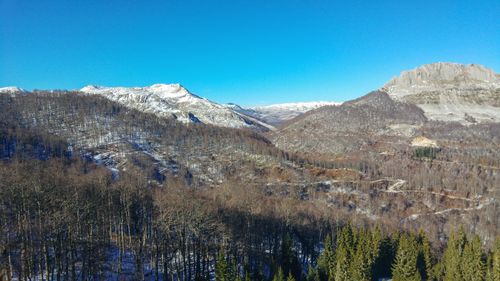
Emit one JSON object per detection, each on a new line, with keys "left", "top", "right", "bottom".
{"left": 0, "top": 156, "right": 499, "bottom": 281}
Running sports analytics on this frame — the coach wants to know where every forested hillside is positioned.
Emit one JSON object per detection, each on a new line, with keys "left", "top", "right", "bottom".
{"left": 0, "top": 89, "right": 498, "bottom": 280}
{"left": 0, "top": 157, "right": 499, "bottom": 281}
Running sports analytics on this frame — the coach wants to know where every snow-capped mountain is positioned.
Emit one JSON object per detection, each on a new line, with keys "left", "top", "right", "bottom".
{"left": 231, "top": 101, "right": 341, "bottom": 126}
{"left": 80, "top": 84, "right": 270, "bottom": 131}
{"left": 383, "top": 62, "right": 500, "bottom": 123}
{"left": 0, "top": 86, "right": 27, "bottom": 94}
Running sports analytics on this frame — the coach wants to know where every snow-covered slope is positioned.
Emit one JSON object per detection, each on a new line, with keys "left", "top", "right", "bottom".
{"left": 253, "top": 101, "right": 342, "bottom": 113}
{"left": 383, "top": 62, "right": 500, "bottom": 123}
{"left": 80, "top": 84, "right": 270, "bottom": 130}
{"left": 233, "top": 101, "right": 342, "bottom": 126}
{"left": 0, "top": 86, "right": 27, "bottom": 94}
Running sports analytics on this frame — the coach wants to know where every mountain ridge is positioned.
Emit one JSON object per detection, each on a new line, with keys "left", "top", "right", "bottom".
{"left": 3, "top": 62, "right": 499, "bottom": 130}
{"left": 270, "top": 90, "right": 427, "bottom": 154}
{"left": 79, "top": 83, "right": 275, "bottom": 130}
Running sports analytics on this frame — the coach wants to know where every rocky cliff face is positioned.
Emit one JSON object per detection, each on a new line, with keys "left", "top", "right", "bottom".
{"left": 383, "top": 62, "right": 500, "bottom": 123}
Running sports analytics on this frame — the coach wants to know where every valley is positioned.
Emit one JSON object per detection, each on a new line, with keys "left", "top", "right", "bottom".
{"left": 0, "top": 62, "right": 499, "bottom": 280}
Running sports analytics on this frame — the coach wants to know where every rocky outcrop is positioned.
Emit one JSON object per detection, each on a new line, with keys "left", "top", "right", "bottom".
{"left": 383, "top": 62, "right": 500, "bottom": 123}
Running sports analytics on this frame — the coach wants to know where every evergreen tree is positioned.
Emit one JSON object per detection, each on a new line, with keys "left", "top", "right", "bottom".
{"left": 493, "top": 237, "right": 500, "bottom": 281}
{"left": 216, "top": 249, "right": 229, "bottom": 281}
{"left": 287, "top": 272, "right": 296, "bottom": 281}
{"left": 417, "top": 230, "right": 434, "bottom": 281}
{"left": 370, "top": 226, "right": 382, "bottom": 264}
{"left": 317, "top": 234, "right": 335, "bottom": 281}
{"left": 432, "top": 261, "right": 445, "bottom": 281}
{"left": 334, "top": 225, "right": 354, "bottom": 281}
{"left": 391, "top": 234, "right": 422, "bottom": 281}
{"left": 462, "top": 235, "right": 485, "bottom": 281}
{"left": 485, "top": 253, "right": 494, "bottom": 281}
{"left": 273, "top": 267, "right": 285, "bottom": 281}
{"left": 372, "top": 236, "right": 397, "bottom": 279}
{"left": 307, "top": 265, "right": 320, "bottom": 281}
{"left": 334, "top": 246, "right": 350, "bottom": 281}
{"left": 350, "top": 230, "right": 372, "bottom": 281}
{"left": 443, "top": 229, "right": 467, "bottom": 281}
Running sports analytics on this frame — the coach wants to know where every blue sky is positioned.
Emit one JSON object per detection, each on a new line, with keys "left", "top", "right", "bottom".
{"left": 1, "top": 0, "right": 499, "bottom": 106}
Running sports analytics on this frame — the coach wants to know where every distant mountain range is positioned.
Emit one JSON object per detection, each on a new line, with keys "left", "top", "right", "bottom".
{"left": 4, "top": 62, "right": 500, "bottom": 131}
{"left": 226, "top": 101, "right": 342, "bottom": 126}
{"left": 0, "top": 84, "right": 341, "bottom": 130}
{"left": 4, "top": 61, "right": 498, "bottom": 159}
{"left": 2, "top": 62, "right": 498, "bottom": 131}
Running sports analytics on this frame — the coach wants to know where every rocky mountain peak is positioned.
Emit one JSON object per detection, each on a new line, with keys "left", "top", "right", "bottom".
{"left": 382, "top": 63, "right": 500, "bottom": 124}
{"left": 384, "top": 62, "right": 499, "bottom": 92}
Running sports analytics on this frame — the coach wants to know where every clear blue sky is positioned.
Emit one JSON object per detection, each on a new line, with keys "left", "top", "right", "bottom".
{"left": 1, "top": 0, "right": 499, "bottom": 106}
